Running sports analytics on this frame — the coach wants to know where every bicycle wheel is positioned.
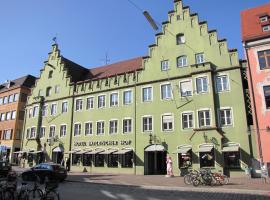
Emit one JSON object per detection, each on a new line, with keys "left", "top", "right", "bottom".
{"left": 44, "top": 191, "right": 60, "bottom": 200}
{"left": 183, "top": 174, "right": 192, "bottom": 185}
{"left": 192, "top": 178, "right": 200, "bottom": 187}
{"left": 18, "top": 190, "right": 29, "bottom": 200}
{"left": 28, "top": 189, "right": 43, "bottom": 200}
{"left": 220, "top": 175, "right": 229, "bottom": 185}
{"left": 3, "top": 190, "right": 14, "bottom": 200}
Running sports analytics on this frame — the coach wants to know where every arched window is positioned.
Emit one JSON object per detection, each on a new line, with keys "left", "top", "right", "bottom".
{"left": 46, "top": 87, "right": 52, "bottom": 97}
{"left": 176, "top": 33, "right": 185, "bottom": 45}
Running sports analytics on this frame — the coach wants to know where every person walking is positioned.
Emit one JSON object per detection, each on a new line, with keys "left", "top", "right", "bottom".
{"left": 166, "top": 156, "right": 174, "bottom": 177}
{"left": 66, "top": 157, "right": 70, "bottom": 172}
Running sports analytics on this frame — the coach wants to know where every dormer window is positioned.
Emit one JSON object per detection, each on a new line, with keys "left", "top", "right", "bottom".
{"left": 176, "top": 33, "right": 185, "bottom": 45}
{"left": 48, "top": 70, "right": 53, "bottom": 79}
{"left": 46, "top": 87, "right": 52, "bottom": 97}
{"left": 260, "top": 15, "right": 268, "bottom": 23}
{"left": 262, "top": 25, "right": 270, "bottom": 32}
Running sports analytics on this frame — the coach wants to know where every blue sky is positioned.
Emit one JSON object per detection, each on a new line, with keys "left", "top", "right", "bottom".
{"left": 0, "top": 0, "right": 269, "bottom": 83}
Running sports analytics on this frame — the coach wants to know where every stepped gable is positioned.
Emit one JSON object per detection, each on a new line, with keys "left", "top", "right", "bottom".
{"left": 0, "top": 75, "right": 36, "bottom": 93}
{"left": 87, "top": 57, "right": 143, "bottom": 81}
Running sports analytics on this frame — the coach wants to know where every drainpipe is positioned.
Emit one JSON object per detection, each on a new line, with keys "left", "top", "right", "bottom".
{"left": 68, "top": 83, "right": 76, "bottom": 165}
{"left": 134, "top": 71, "right": 137, "bottom": 175}
{"left": 244, "top": 43, "right": 263, "bottom": 163}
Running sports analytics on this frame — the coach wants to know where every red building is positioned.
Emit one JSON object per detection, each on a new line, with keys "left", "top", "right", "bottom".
{"left": 241, "top": 3, "right": 270, "bottom": 171}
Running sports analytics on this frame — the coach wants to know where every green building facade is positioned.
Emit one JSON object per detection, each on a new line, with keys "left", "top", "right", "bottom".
{"left": 22, "top": 0, "right": 254, "bottom": 177}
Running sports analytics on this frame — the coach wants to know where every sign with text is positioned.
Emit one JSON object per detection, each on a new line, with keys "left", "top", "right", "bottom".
{"left": 74, "top": 140, "right": 132, "bottom": 147}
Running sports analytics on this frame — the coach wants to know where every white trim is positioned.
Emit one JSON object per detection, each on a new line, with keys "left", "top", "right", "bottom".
{"left": 215, "top": 73, "right": 231, "bottom": 93}
{"left": 122, "top": 117, "right": 133, "bottom": 135}
{"left": 84, "top": 121, "right": 93, "bottom": 136}
{"left": 86, "top": 96, "right": 95, "bottom": 110}
{"left": 97, "top": 94, "right": 106, "bottom": 109}
{"left": 40, "top": 126, "right": 46, "bottom": 139}
{"left": 61, "top": 101, "right": 68, "bottom": 113}
{"left": 197, "top": 108, "right": 212, "bottom": 128}
{"left": 179, "top": 79, "right": 193, "bottom": 97}
{"left": 160, "top": 82, "right": 173, "bottom": 100}
{"left": 160, "top": 113, "right": 174, "bottom": 133}
{"left": 198, "top": 143, "right": 216, "bottom": 168}
{"left": 108, "top": 119, "right": 119, "bottom": 135}
{"left": 141, "top": 85, "right": 153, "bottom": 103}
{"left": 194, "top": 74, "right": 210, "bottom": 94}
{"left": 74, "top": 98, "right": 83, "bottom": 112}
{"left": 49, "top": 125, "right": 56, "bottom": 138}
{"left": 109, "top": 92, "right": 119, "bottom": 108}
{"left": 73, "top": 122, "right": 82, "bottom": 137}
{"left": 218, "top": 107, "right": 234, "bottom": 128}
{"left": 181, "top": 111, "right": 195, "bottom": 130}
{"left": 142, "top": 115, "right": 154, "bottom": 133}
{"left": 96, "top": 120, "right": 105, "bottom": 136}
{"left": 50, "top": 102, "right": 58, "bottom": 116}
{"left": 59, "top": 124, "right": 67, "bottom": 138}
{"left": 123, "top": 89, "right": 133, "bottom": 105}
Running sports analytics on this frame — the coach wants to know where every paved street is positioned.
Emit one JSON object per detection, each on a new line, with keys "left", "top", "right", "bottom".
{"left": 58, "top": 181, "right": 270, "bottom": 200}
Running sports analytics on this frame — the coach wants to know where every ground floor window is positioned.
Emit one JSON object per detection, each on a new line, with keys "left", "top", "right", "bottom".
{"left": 72, "top": 154, "right": 81, "bottom": 166}
{"left": 199, "top": 149, "right": 215, "bottom": 168}
{"left": 224, "top": 151, "right": 240, "bottom": 169}
{"left": 82, "top": 154, "right": 92, "bottom": 166}
{"left": 120, "top": 151, "right": 133, "bottom": 168}
{"left": 94, "top": 154, "right": 105, "bottom": 167}
{"left": 107, "top": 154, "right": 118, "bottom": 167}
{"left": 178, "top": 151, "right": 192, "bottom": 168}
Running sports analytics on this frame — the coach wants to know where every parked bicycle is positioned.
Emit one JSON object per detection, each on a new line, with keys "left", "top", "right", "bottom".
{"left": 41, "top": 179, "right": 60, "bottom": 200}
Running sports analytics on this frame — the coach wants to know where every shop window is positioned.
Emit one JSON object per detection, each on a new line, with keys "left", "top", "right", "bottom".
{"left": 82, "top": 154, "right": 92, "bottom": 166}
{"left": 263, "top": 86, "right": 270, "bottom": 109}
{"left": 258, "top": 50, "right": 270, "bottom": 70}
{"left": 178, "top": 150, "right": 192, "bottom": 168}
{"left": 72, "top": 154, "right": 81, "bottom": 166}
{"left": 94, "top": 154, "right": 105, "bottom": 167}
{"left": 199, "top": 148, "right": 215, "bottom": 168}
{"left": 120, "top": 151, "right": 133, "bottom": 168}
{"left": 107, "top": 154, "right": 118, "bottom": 168}
{"left": 224, "top": 151, "right": 240, "bottom": 169}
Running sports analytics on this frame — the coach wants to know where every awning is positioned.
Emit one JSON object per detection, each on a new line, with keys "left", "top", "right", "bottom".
{"left": 145, "top": 144, "right": 165, "bottom": 152}
{"left": 99, "top": 149, "right": 118, "bottom": 154}
{"left": 53, "top": 147, "right": 64, "bottom": 152}
{"left": 65, "top": 150, "right": 80, "bottom": 154}
{"left": 173, "top": 147, "right": 191, "bottom": 154}
{"left": 198, "top": 146, "right": 213, "bottom": 153}
{"left": 113, "top": 149, "right": 133, "bottom": 154}
{"left": 222, "top": 146, "right": 239, "bottom": 152}
{"left": 13, "top": 151, "right": 27, "bottom": 154}
{"left": 29, "top": 151, "right": 43, "bottom": 154}
{"left": 75, "top": 150, "right": 91, "bottom": 154}
{"left": 86, "top": 149, "right": 104, "bottom": 155}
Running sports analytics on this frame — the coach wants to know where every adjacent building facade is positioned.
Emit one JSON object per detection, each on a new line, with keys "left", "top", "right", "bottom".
{"left": 241, "top": 3, "right": 270, "bottom": 169}
{"left": 0, "top": 75, "right": 36, "bottom": 163}
{"left": 22, "top": 0, "right": 254, "bottom": 177}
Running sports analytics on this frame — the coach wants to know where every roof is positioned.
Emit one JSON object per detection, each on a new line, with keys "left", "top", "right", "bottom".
{"left": 0, "top": 75, "right": 36, "bottom": 93}
{"left": 241, "top": 3, "right": 270, "bottom": 42}
{"left": 86, "top": 57, "right": 143, "bottom": 81}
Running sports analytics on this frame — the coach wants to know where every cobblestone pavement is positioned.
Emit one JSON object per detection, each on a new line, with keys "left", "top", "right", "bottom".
{"left": 58, "top": 181, "right": 270, "bottom": 200}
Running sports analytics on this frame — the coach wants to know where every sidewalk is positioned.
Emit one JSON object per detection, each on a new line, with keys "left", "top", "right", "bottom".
{"left": 66, "top": 171, "right": 270, "bottom": 196}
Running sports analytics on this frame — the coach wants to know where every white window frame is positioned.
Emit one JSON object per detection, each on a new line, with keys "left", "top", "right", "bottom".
{"left": 219, "top": 107, "right": 234, "bottom": 127}
{"left": 216, "top": 74, "right": 230, "bottom": 93}
{"left": 30, "top": 126, "right": 36, "bottom": 139}
{"left": 75, "top": 98, "right": 83, "bottom": 111}
{"left": 110, "top": 92, "right": 119, "bottom": 107}
{"left": 161, "top": 114, "right": 174, "bottom": 132}
{"left": 177, "top": 55, "right": 188, "bottom": 67}
{"left": 260, "top": 16, "right": 268, "bottom": 22}
{"left": 84, "top": 121, "right": 93, "bottom": 136}
{"left": 55, "top": 85, "right": 60, "bottom": 94}
{"left": 97, "top": 95, "right": 106, "bottom": 108}
{"left": 195, "top": 53, "right": 205, "bottom": 64}
{"left": 160, "top": 83, "right": 173, "bottom": 100}
{"left": 123, "top": 90, "right": 132, "bottom": 105}
{"left": 122, "top": 118, "right": 132, "bottom": 134}
{"left": 49, "top": 125, "right": 56, "bottom": 138}
{"left": 40, "top": 126, "right": 46, "bottom": 138}
{"left": 195, "top": 75, "right": 209, "bottom": 94}
{"left": 3, "top": 129, "right": 12, "bottom": 140}
{"left": 161, "top": 60, "right": 169, "bottom": 71}
{"left": 263, "top": 25, "right": 270, "bottom": 32}
{"left": 74, "top": 123, "right": 82, "bottom": 137}
{"left": 42, "top": 105, "right": 48, "bottom": 117}
{"left": 61, "top": 101, "right": 68, "bottom": 113}
{"left": 181, "top": 111, "right": 194, "bottom": 130}
{"left": 28, "top": 108, "right": 33, "bottom": 118}
{"left": 60, "top": 124, "right": 67, "bottom": 137}
{"left": 11, "top": 110, "right": 16, "bottom": 120}
{"left": 50, "top": 103, "right": 57, "bottom": 116}
{"left": 86, "top": 96, "right": 94, "bottom": 110}
{"left": 97, "top": 121, "right": 105, "bottom": 136}
{"left": 6, "top": 112, "right": 11, "bottom": 120}
{"left": 142, "top": 115, "right": 153, "bottom": 133}
{"left": 179, "top": 79, "right": 193, "bottom": 97}
{"left": 142, "top": 86, "right": 153, "bottom": 102}
{"left": 176, "top": 34, "right": 185, "bottom": 45}
{"left": 33, "top": 105, "right": 39, "bottom": 118}
{"left": 109, "top": 119, "right": 118, "bottom": 135}
{"left": 197, "top": 109, "right": 212, "bottom": 128}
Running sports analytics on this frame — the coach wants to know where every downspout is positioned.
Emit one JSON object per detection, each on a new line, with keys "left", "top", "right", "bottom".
{"left": 68, "top": 83, "right": 76, "bottom": 163}
{"left": 134, "top": 72, "right": 137, "bottom": 175}
{"left": 244, "top": 43, "right": 263, "bottom": 163}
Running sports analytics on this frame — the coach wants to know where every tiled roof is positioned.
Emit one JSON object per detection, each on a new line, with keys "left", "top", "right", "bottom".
{"left": 0, "top": 75, "right": 36, "bottom": 93}
{"left": 241, "top": 3, "right": 270, "bottom": 42}
{"left": 86, "top": 57, "right": 143, "bottom": 81}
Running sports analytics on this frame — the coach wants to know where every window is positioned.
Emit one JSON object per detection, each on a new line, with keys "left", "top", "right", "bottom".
{"left": 49, "top": 126, "right": 56, "bottom": 138}
{"left": 55, "top": 85, "right": 60, "bottom": 94}
{"left": 61, "top": 102, "right": 68, "bottom": 113}
{"left": 42, "top": 105, "right": 47, "bottom": 117}
{"left": 110, "top": 93, "right": 118, "bottom": 107}
{"left": 33, "top": 106, "right": 39, "bottom": 117}
{"left": 46, "top": 87, "right": 52, "bottom": 97}
{"left": 60, "top": 125, "right": 66, "bottom": 137}
{"left": 97, "top": 121, "right": 105, "bottom": 135}
{"left": 108, "top": 154, "right": 118, "bottom": 168}
{"left": 0, "top": 113, "right": 5, "bottom": 121}
{"left": 223, "top": 145, "right": 240, "bottom": 169}
{"left": 178, "top": 148, "right": 192, "bottom": 168}
{"left": 3, "top": 130, "right": 12, "bottom": 140}
{"left": 0, "top": 97, "right": 3, "bottom": 105}
{"left": 258, "top": 50, "right": 270, "bottom": 69}
{"left": 143, "top": 116, "right": 152, "bottom": 132}
{"left": 123, "top": 90, "right": 132, "bottom": 105}
{"left": 177, "top": 56, "right": 188, "bottom": 67}
{"left": 161, "top": 84, "right": 172, "bottom": 99}
{"left": 123, "top": 119, "right": 132, "bottom": 134}
{"left": 220, "top": 109, "right": 232, "bottom": 126}
{"left": 75, "top": 99, "right": 83, "bottom": 111}
{"left": 94, "top": 154, "right": 104, "bottom": 167}
{"left": 30, "top": 127, "right": 36, "bottom": 138}
{"left": 198, "top": 110, "right": 211, "bottom": 127}
{"left": 182, "top": 112, "right": 193, "bottom": 129}
{"left": 28, "top": 108, "right": 33, "bottom": 118}
{"left": 48, "top": 70, "right": 53, "bottom": 78}
{"left": 8, "top": 95, "right": 13, "bottom": 103}
{"left": 13, "top": 93, "right": 19, "bottom": 102}
{"left": 26, "top": 128, "right": 30, "bottom": 139}
{"left": 98, "top": 95, "right": 105, "bottom": 108}
{"left": 180, "top": 80, "right": 192, "bottom": 97}
{"left": 216, "top": 75, "right": 229, "bottom": 92}
{"left": 120, "top": 151, "right": 133, "bottom": 168}
{"left": 195, "top": 53, "right": 205, "bottom": 64}
{"left": 161, "top": 60, "right": 169, "bottom": 71}
{"left": 263, "top": 86, "right": 270, "bottom": 109}
{"left": 51, "top": 104, "right": 57, "bottom": 116}
{"left": 6, "top": 112, "right": 11, "bottom": 120}
{"left": 74, "top": 123, "right": 81, "bottom": 136}
{"left": 260, "top": 16, "right": 268, "bottom": 22}
{"left": 162, "top": 114, "right": 173, "bottom": 131}
{"left": 263, "top": 25, "right": 270, "bottom": 32}
{"left": 72, "top": 154, "right": 81, "bottom": 166}
{"left": 85, "top": 122, "right": 93, "bottom": 136}
{"left": 109, "top": 120, "right": 118, "bottom": 134}
{"left": 196, "top": 76, "right": 208, "bottom": 93}
{"left": 40, "top": 127, "right": 45, "bottom": 138}
{"left": 199, "top": 147, "right": 215, "bottom": 168}
{"left": 176, "top": 33, "right": 185, "bottom": 45}
{"left": 142, "top": 87, "right": 152, "bottom": 102}
{"left": 82, "top": 154, "right": 92, "bottom": 166}
{"left": 3, "top": 96, "right": 8, "bottom": 104}
{"left": 86, "top": 97, "right": 94, "bottom": 110}
{"left": 11, "top": 111, "right": 16, "bottom": 120}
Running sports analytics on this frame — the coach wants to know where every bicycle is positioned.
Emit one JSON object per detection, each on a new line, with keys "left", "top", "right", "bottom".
{"left": 41, "top": 180, "right": 60, "bottom": 200}
{"left": 183, "top": 169, "right": 199, "bottom": 185}
{"left": 192, "top": 168, "right": 214, "bottom": 187}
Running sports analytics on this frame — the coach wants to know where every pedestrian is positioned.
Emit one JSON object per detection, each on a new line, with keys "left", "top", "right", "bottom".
{"left": 245, "top": 165, "right": 252, "bottom": 179}
{"left": 66, "top": 157, "right": 70, "bottom": 171}
{"left": 166, "top": 155, "right": 174, "bottom": 177}
{"left": 261, "top": 163, "right": 268, "bottom": 183}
